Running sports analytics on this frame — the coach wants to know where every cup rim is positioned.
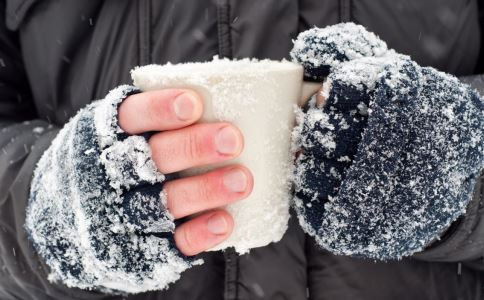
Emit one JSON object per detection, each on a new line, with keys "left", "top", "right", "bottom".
{"left": 131, "top": 57, "right": 302, "bottom": 79}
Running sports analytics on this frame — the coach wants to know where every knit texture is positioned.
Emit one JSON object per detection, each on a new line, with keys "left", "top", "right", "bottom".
{"left": 25, "top": 86, "right": 200, "bottom": 294}
{"left": 291, "top": 23, "right": 484, "bottom": 260}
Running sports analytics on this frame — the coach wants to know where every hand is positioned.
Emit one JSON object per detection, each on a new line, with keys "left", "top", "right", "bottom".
{"left": 290, "top": 23, "right": 483, "bottom": 260}
{"left": 26, "top": 85, "right": 251, "bottom": 292}
{"left": 118, "top": 89, "right": 254, "bottom": 256}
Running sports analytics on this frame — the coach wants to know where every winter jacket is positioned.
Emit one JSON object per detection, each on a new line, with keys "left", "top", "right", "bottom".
{"left": 1, "top": 1, "right": 483, "bottom": 300}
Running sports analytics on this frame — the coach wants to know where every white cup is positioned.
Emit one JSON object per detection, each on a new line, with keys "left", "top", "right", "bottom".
{"left": 131, "top": 57, "right": 320, "bottom": 254}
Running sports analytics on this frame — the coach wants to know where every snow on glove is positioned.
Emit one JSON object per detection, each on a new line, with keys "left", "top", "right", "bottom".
{"left": 25, "top": 86, "right": 201, "bottom": 294}
{"left": 290, "top": 23, "right": 484, "bottom": 260}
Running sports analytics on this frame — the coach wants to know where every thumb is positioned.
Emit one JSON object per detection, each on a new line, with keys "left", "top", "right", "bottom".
{"left": 290, "top": 22, "right": 388, "bottom": 81}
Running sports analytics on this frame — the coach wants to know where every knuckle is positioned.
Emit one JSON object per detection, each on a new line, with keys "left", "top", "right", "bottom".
{"left": 177, "top": 184, "right": 192, "bottom": 205}
{"left": 148, "top": 137, "right": 159, "bottom": 159}
{"left": 184, "top": 130, "right": 203, "bottom": 161}
{"left": 196, "top": 175, "right": 216, "bottom": 203}
{"left": 147, "top": 95, "right": 163, "bottom": 124}
{"left": 149, "top": 135, "right": 174, "bottom": 168}
{"left": 149, "top": 136, "right": 162, "bottom": 158}
{"left": 172, "top": 184, "right": 192, "bottom": 216}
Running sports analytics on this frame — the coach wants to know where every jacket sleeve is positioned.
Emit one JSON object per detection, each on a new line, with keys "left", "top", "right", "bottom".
{"left": 413, "top": 75, "right": 484, "bottom": 269}
{"left": 0, "top": 3, "right": 71, "bottom": 299}
{"left": 0, "top": 3, "right": 195, "bottom": 298}
{"left": 0, "top": 4, "right": 118, "bottom": 299}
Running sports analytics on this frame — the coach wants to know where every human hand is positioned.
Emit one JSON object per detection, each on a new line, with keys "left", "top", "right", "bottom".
{"left": 290, "top": 23, "right": 483, "bottom": 260}
{"left": 25, "top": 85, "right": 253, "bottom": 293}
{"left": 118, "top": 89, "right": 253, "bottom": 256}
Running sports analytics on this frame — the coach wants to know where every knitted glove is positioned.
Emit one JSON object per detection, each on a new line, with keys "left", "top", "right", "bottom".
{"left": 290, "top": 23, "right": 484, "bottom": 260}
{"left": 25, "top": 86, "right": 200, "bottom": 294}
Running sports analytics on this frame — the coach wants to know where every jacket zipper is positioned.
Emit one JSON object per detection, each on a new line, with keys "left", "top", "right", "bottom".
{"left": 339, "top": 0, "right": 352, "bottom": 22}
{"left": 216, "top": 1, "right": 238, "bottom": 299}
{"left": 223, "top": 249, "right": 239, "bottom": 300}
{"left": 216, "top": 0, "right": 233, "bottom": 59}
{"left": 137, "top": 0, "right": 151, "bottom": 66}
{"left": 139, "top": 1, "right": 238, "bottom": 298}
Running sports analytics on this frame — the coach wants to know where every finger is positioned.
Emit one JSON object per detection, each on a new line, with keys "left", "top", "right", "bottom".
{"left": 164, "top": 165, "right": 253, "bottom": 219}
{"left": 149, "top": 123, "right": 244, "bottom": 174}
{"left": 174, "top": 210, "right": 233, "bottom": 256}
{"left": 118, "top": 89, "right": 203, "bottom": 134}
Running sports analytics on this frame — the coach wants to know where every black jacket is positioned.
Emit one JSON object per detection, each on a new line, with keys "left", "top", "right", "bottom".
{"left": 0, "top": 1, "right": 483, "bottom": 299}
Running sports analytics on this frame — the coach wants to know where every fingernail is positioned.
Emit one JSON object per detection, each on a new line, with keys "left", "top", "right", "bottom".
{"left": 223, "top": 169, "right": 247, "bottom": 192}
{"left": 174, "top": 93, "right": 195, "bottom": 121}
{"left": 215, "top": 126, "right": 240, "bottom": 155}
{"left": 207, "top": 214, "right": 228, "bottom": 235}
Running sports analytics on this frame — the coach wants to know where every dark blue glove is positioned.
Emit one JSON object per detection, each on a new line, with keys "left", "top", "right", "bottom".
{"left": 25, "top": 86, "right": 200, "bottom": 294}
{"left": 290, "top": 23, "right": 484, "bottom": 260}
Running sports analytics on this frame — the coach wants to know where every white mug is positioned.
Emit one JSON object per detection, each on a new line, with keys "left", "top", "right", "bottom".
{"left": 131, "top": 57, "right": 320, "bottom": 254}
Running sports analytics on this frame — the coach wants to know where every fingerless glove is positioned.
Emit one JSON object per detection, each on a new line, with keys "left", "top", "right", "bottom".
{"left": 291, "top": 23, "right": 484, "bottom": 260}
{"left": 25, "top": 86, "right": 200, "bottom": 294}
